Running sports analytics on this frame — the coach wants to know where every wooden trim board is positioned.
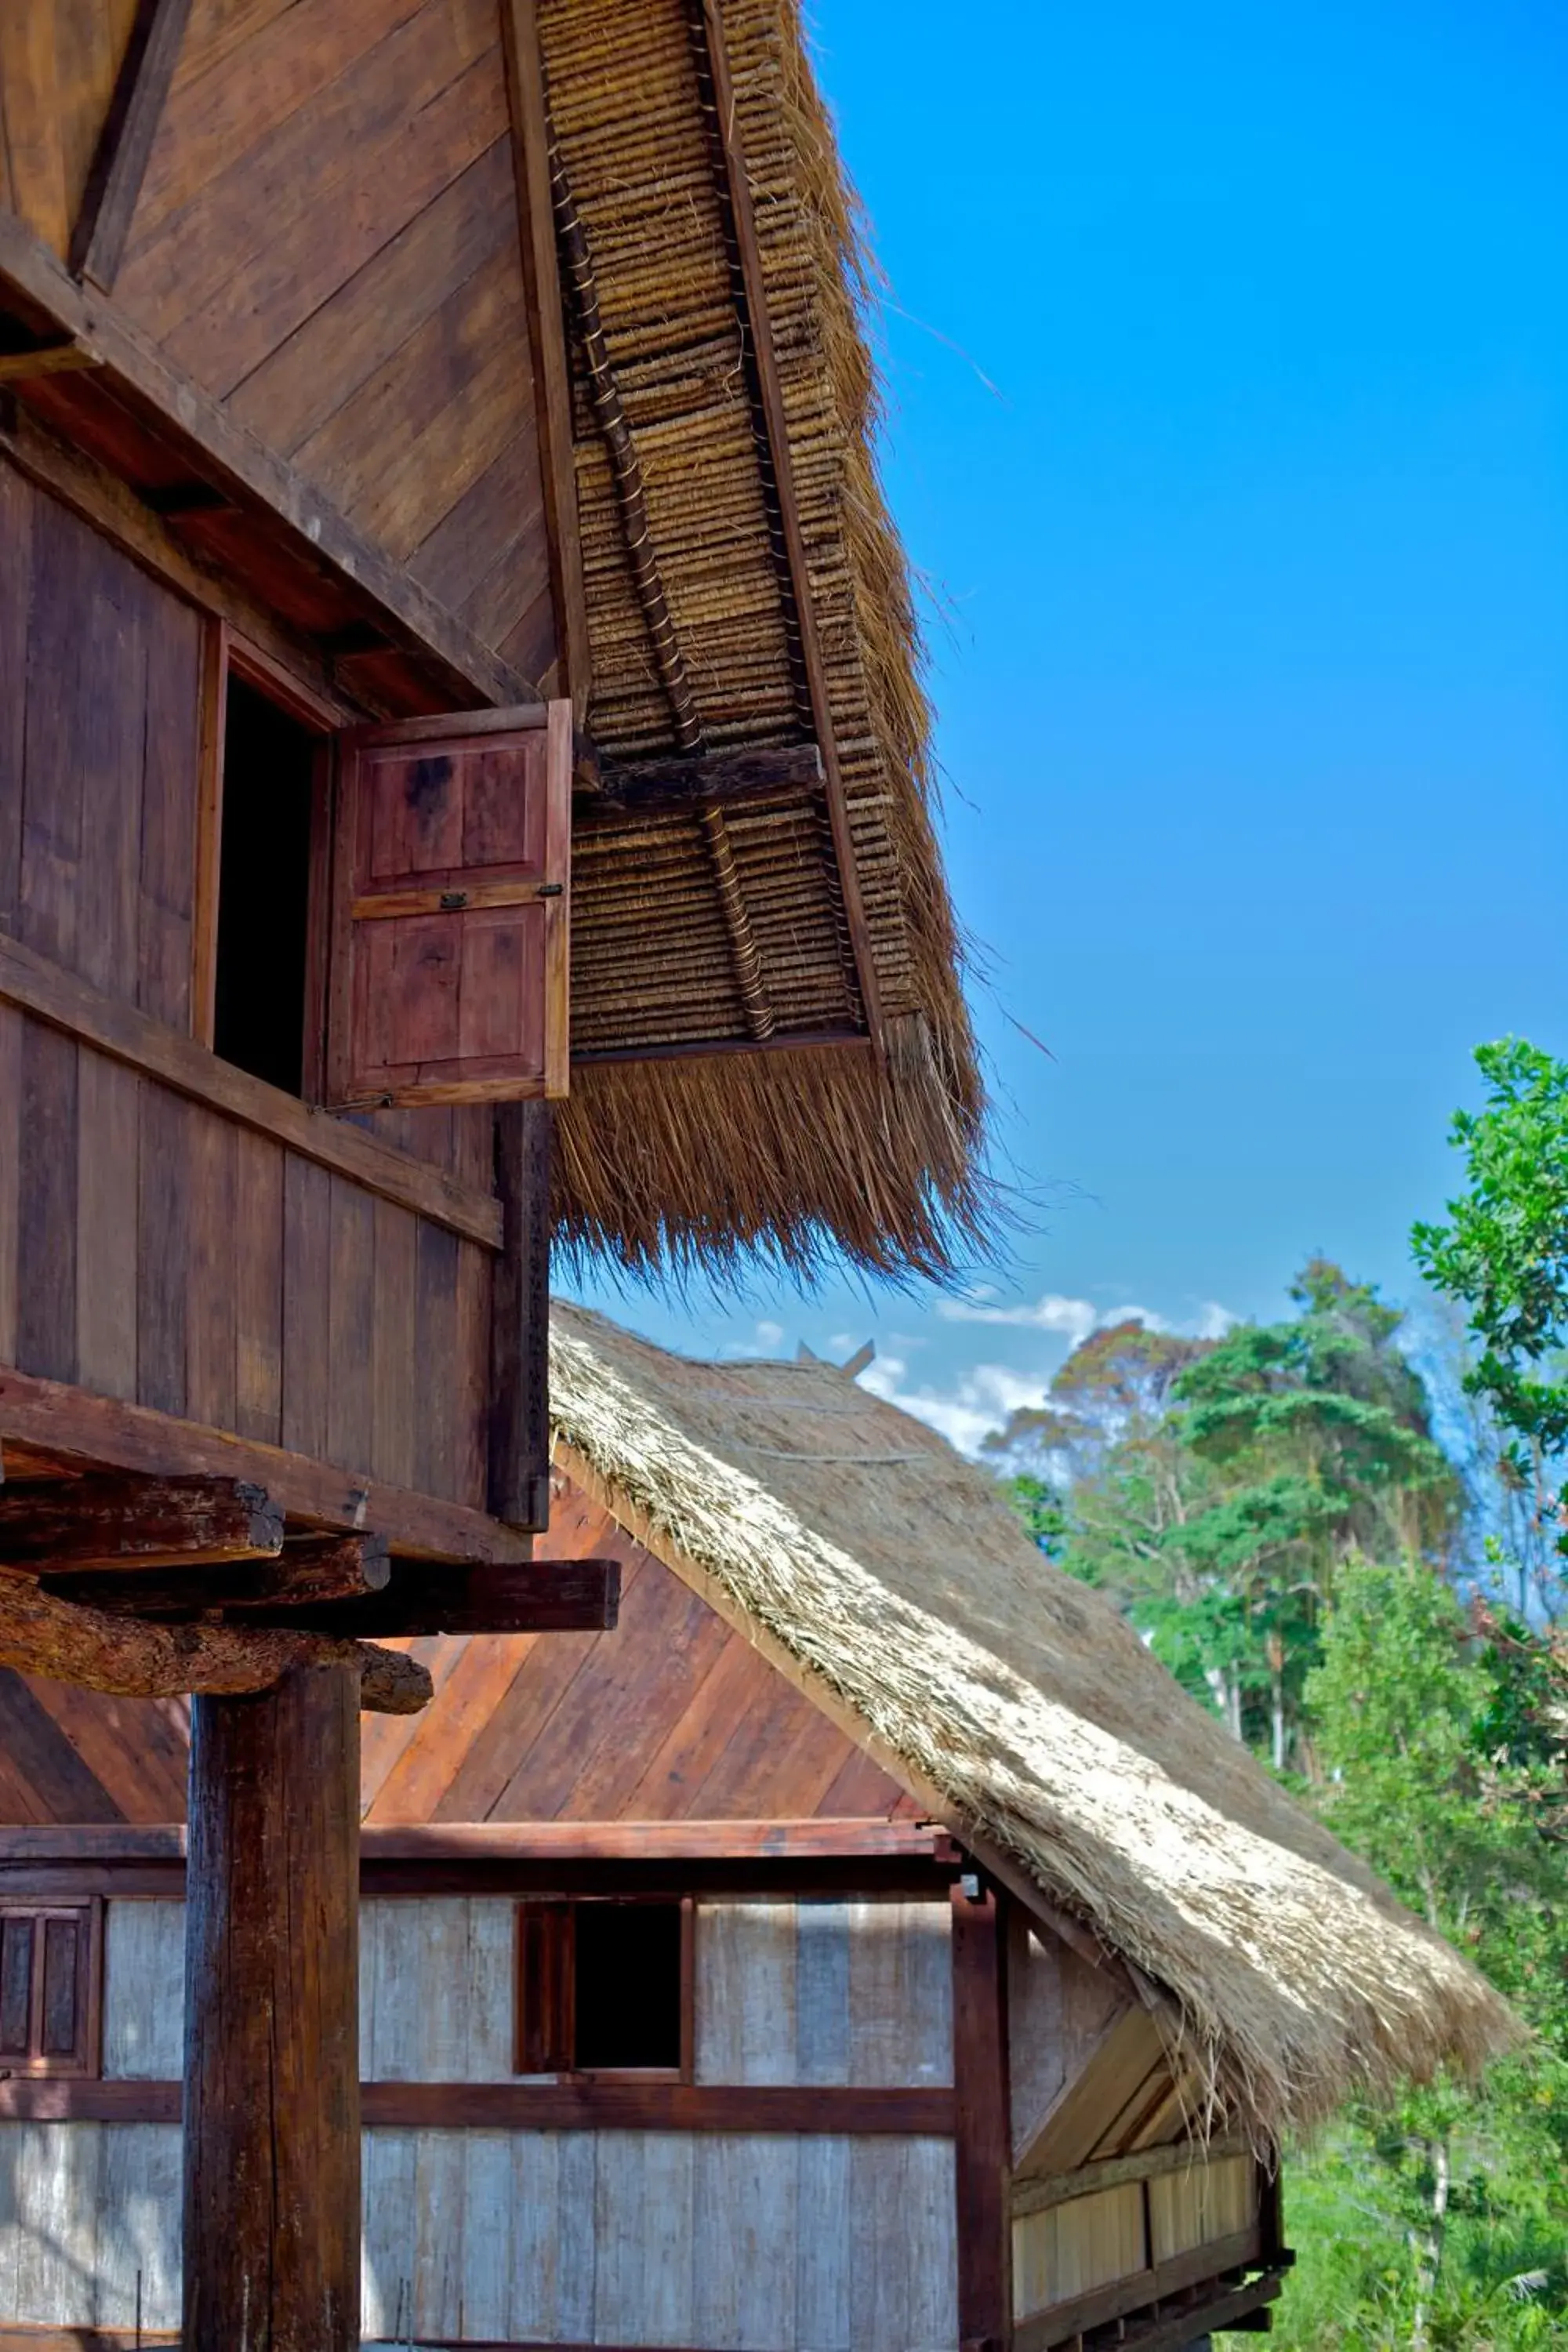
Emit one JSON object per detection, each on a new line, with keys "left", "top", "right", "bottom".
{"left": 0, "top": 1820, "right": 956, "bottom": 1867}
{"left": 0, "top": 929, "right": 502, "bottom": 1247}
{"left": 0, "top": 2077, "right": 956, "bottom": 2133}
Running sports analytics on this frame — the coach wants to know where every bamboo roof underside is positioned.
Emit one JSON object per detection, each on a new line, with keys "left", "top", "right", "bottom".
{"left": 540, "top": 0, "right": 985, "bottom": 1279}
{"left": 551, "top": 1304, "right": 1519, "bottom": 2143}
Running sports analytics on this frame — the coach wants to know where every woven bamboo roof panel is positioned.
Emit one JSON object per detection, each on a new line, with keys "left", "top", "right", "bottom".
{"left": 539, "top": 0, "right": 986, "bottom": 1278}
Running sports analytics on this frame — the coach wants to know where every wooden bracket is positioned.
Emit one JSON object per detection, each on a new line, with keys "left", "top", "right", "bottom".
{"left": 0, "top": 1475, "right": 283, "bottom": 1573}
{"left": 237, "top": 1555, "right": 622, "bottom": 1637}
{"left": 44, "top": 1534, "right": 392, "bottom": 1618}
{"left": 0, "top": 337, "right": 102, "bottom": 384}
{"left": 584, "top": 741, "right": 825, "bottom": 818}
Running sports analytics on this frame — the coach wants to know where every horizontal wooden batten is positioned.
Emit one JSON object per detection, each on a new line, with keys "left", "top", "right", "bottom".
{"left": 585, "top": 741, "right": 825, "bottom": 816}
{"left": 0, "top": 2078, "right": 954, "bottom": 2135}
{"left": 0, "top": 339, "right": 102, "bottom": 383}
{"left": 0, "top": 2332, "right": 180, "bottom": 2351}
{"left": 0, "top": 1370, "right": 533, "bottom": 1566}
{"left": 0, "top": 209, "right": 534, "bottom": 713}
{"left": 1011, "top": 2132, "right": 1255, "bottom": 2220}
{"left": 572, "top": 1027, "right": 871, "bottom": 1070}
{"left": 0, "top": 931, "right": 502, "bottom": 1247}
{"left": 1014, "top": 2227, "right": 1269, "bottom": 2352}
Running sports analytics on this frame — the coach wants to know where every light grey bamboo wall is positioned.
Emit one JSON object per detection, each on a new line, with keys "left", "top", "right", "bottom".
{"left": 0, "top": 1895, "right": 960, "bottom": 2351}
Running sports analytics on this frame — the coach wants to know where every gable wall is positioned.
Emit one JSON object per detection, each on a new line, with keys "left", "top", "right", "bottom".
{"left": 0, "top": 0, "right": 557, "bottom": 687}
{"left": 0, "top": 1479, "right": 916, "bottom": 1826}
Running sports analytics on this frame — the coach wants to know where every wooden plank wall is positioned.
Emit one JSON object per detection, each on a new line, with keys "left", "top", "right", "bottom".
{"left": 100, "top": 0, "right": 555, "bottom": 683}
{"left": 361, "top": 1497, "right": 920, "bottom": 1825}
{"left": 0, "top": 1012, "right": 492, "bottom": 1506}
{"left": 0, "top": 0, "right": 142, "bottom": 260}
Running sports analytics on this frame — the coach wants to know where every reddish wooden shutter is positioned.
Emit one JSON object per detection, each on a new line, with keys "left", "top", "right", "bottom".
{"left": 515, "top": 1900, "right": 575, "bottom": 2074}
{"left": 325, "top": 702, "right": 572, "bottom": 1109}
{"left": 0, "top": 1901, "right": 101, "bottom": 2076}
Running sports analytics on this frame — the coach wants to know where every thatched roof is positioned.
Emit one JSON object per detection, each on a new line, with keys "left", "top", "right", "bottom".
{"left": 537, "top": 0, "right": 985, "bottom": 1279}
{"left": 551, "top": 1302, "right": 1518, "bottom": 2143}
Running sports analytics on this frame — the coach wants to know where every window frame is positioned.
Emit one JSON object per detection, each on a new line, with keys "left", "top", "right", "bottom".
{"left": 0, "top": 1896, "right": 104, "bottom": 2080}
{"left": 514, "top": 1894, "right": 694, "bottom": 2084}
{"left": 191, "top": 622, "right": 338, "bottom": 1098}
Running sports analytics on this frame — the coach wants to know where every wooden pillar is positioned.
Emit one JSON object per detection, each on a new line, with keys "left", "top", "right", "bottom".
{"left": 952, "top": 1876, "right": 1012, "bottom": 2352}
{"left": 488, "top": 1098, "right": 553, "bottom": 1532}
{"left": 183, "top": 1664, "right": 361, "bottom": 2352}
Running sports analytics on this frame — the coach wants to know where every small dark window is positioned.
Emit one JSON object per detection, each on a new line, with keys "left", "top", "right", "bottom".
{"left": 0, "top": 1901, "right": 101, "bottom": 2077}
{"left": 212, "top": 673, "right": 318, "bottom": 1097}
{"left": 517, "top": 1899, "right": 688, "bottom": 2076}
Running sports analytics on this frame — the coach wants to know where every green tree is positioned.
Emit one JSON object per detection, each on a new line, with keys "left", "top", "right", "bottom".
{"left": 1269, "top": 1559, "right": 1568, "bottom": 2352}
{"left": 1413, "top": 1037, "right": 1568, "bottom": 1615}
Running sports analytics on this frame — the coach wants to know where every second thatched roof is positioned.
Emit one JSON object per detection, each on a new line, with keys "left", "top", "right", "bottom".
{"left": 551, "top": 1302, "right": 1517, "bottom": 2144}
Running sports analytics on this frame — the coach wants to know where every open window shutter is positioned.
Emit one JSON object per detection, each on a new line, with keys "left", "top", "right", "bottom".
{"left": 325, "top": 702, "right": 572, "bottom": 1109}
{"left": 516, "top": 1900, "right": 575, "bottom": 2074}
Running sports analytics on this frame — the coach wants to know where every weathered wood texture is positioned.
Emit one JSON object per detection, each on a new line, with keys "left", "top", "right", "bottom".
{"left": 183, "top": 1670, "right": 361, "bottom": 2352}
{"left": 360, "top": 2125, "right": 957, "bottom": 2351}
{"left": 952, "top": 1884, "right": 1011, "bottom": 2352}
{"left": 0, "top": 1, "right": 143, "bottom": 259}
{"left": 0, "top": 1497, "right": 917, "bottom": 1825}
{"left": 1007, "top": 1908, "right": 1174, "bottom": 2168}
{"left": 0, "top": 1018, "right": 492, "bottom": 1504}
{"left": 0, "top": 2118, "right": 183, "bottom": 2332}
{"left": 78, "top": 0, "right": 556, "bottom": 681}
{"left": 0, "top": 1475, "right": 282, "bottom": 1572}
{"left": 1012, "top": 2182, "right": 1148, "bottom": 2325}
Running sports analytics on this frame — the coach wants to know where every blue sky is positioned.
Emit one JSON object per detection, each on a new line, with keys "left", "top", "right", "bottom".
{"left": 569, "top": 0, "right": 1568, "bottom": 1453}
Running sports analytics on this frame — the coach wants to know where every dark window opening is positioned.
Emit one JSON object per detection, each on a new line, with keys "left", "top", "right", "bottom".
{"left": 573, "top": 1900, "right": 684, "bottom": 2071}
{"left": 517, "top": 1899, "right": 687, "bottom": 2074}
{"left": 212, "top": 674, "right": 317, "bottom": 1096}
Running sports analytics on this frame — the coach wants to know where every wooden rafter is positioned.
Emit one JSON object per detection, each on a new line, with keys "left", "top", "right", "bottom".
{"left": 543, "top": 115, "right": 775, "bottom": 1043}
{"left": 242, "top": 1555, "right": 621, "bottom": 1637}
{"left": 682, "top": 0, "right": 884, "bottom": 1047}
{"left": 69, "top": 0, "right": 194, "bottom": 292}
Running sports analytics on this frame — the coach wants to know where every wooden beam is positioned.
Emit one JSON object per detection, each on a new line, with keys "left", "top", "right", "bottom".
{"left": 0, "top": 932, "right": 502, "bottom": 1246}
{"left": 44, "top": 1533, "right": 392, "bottom": 1616}
{"left": 0, "top": 207, "right": 535, "bottom": 711}
{"left": 0, "top": 1365, "right": 535, "bottom": 1565}
{"left": 0, "top": 1563, "right": 430, "bottom": 1711}
{"left": 245, "top": 1556, "right": 619, "bottom": 1636}
{"left": 500, "top": 0, "right": 590, "bottom": 716}
{"left": 2, "top": 2075, "right": 955, "bottom": 2134}
{"left": 0, "top": 1818, "right": 958, "bottom": 1869}
{"left": 184, "top": 1668, "right": 361, "bottom": 2352}
{"left": 0, "top": 337, "right": 101, "bottom": 383}
{"left": 1011, "top": 2132, "right": 1255, "bottom": 2220}
{"left": 488, "top": 1102, "right": 552, "bottom": 1530}
{"left": 684, "top": 0, "right": 884, "bottom": 1045}
{"left": 69, "top": 0, "right": 194, "bottom": 290}
{"left": 586, "top": 742, "right": 825, "bottom": 817}
{"left": 0, "top": 1475, "right": 282, "bottom": 1573}
{"left": 572, "top": 1025, "right": 870, "bottom": 1069}
{"left": 951, "top": 1880, "right": 1012, "bottom": 2352}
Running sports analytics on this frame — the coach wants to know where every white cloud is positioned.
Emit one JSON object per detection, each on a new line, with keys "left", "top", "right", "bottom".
{"left": 861, "top": 1356, "right": 1051, "bottom": 1460}
{"left": 1192, "top": 1301, "right": 1240, "bottom": 1340}
{"left": 938, "top": 1291, "right": 1101, "bottom": 1340}
{"left": 753, "top": 1319, "right": 785, "bottom": 1350}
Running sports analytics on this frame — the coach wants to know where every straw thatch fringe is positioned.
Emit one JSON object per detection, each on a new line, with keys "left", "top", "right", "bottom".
{"left": 539, "top": 0, "right": 987, "bottom": 1275}
{"left": 550, "top": 1305, "right": 1520, "bottom": 2141}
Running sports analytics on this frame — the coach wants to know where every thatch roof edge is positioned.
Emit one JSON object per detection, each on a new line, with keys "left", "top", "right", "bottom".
{"left": 550, "top": 1305, "right": 1519, "bottom": 2144}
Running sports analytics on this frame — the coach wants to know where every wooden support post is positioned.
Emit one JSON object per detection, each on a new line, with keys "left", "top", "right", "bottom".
{"left": 183, "top": 1667, "right": 362, "bottom": 2352}
{"left": 952, "top": 1876, "right": 1013, "bottom": 2352}
{"left": 488, "top": 1100, "right": 552, "bottom": 1531}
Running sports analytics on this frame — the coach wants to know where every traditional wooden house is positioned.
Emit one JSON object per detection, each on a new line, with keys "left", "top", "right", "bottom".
{"left": 0, "top": 2, "right": 984, "bottom": 2342}
{"left": 0, "top": 1309, "right": 1513, "bottom": 2352}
